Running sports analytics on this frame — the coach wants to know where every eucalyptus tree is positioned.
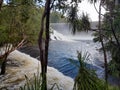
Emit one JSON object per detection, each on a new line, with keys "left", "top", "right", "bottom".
{"left": 100, "top": 0, "right": 120, "bottom": 78}
{"left": 97, "top": 1, "right": 109, "bottom": 87}
{"left": 50, "top": 11, "right": 66, "bottom": 23}
{"left": 102, "top": 10, "right": 120, "bottom": 78}
{"left": 88, "top": 0, "right": 109, "bottom": 85}
{"left": 0, "top": 0, "right": 42, "bottom": 74}
{"left": 0, "top": 1, "right": 26, "bottom": 74}
{"left": 93, "top": 0, "right": 120, "bottom": 79}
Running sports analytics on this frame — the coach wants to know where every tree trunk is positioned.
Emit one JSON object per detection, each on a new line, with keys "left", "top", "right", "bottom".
{"left": 45, "top": 0, "right": 51, "bottom": 74}
{"left": 38, "top": 0, "right": 51, "bottom": 89}
{"left": 109, "top": 12, "right": 120, "bottom": 51}
{"left": 38, "top": 9, "right": 46, "bottom": 90}
{"left": 98, "top": 1, "right": 108, "bottom": 86}
{"left": 0, "top": 54, "right": 8, "bottom": 75}
{"left": 0, "top": 0, "right": 3, "bottom": 10}
{"left": 38, "top": 6, "right": 46, "bottom": 76}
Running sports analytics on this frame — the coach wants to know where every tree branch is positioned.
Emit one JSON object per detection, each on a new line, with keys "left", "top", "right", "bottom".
{"left": 50, "top": 0, "right": 55, "bottom": 10}
{"left": 0, "top": 39, "right": 26, "bottom": 59}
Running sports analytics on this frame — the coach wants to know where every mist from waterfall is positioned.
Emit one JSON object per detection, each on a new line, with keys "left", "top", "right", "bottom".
{"left": 50, "top": 23, "right": 95, "bottom": 40}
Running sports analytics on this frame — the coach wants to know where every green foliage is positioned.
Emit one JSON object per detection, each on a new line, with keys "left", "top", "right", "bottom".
{"left": 20, "top": 73, "right": 42, "bottom": 90}
{"left": 50, "top": 11, "right": 66, "bottom": 23}
{"left": 108, "top": 85, "right": 120, "bottom": 90}
{"left": 78, "top": 13, "right": 90, "bottom": 31}
{"left": 70, "top": 51, "right": 105, "bottom": 90}
{"left": 0, "top": 0, "right": 43, "bottom": 75}
{"left": 67, "top": 5, "right": 90, "bottom": 34}
{"left": 69, "top": 51, "right": 120, "bottom": 90}
{"left": 0, "top": 0, "right": 43, "bottom": 46}
{"left": 93, "top": 6, "right": 120, "bottom": 77}
{"left": 20, "top": 72, "right": 60, "bottom": 90}
{"left": 16, "top": 1, "right": 42, "bottom": 45}
{"left": 67, "top": 4, "right": 79, "bottom": 34}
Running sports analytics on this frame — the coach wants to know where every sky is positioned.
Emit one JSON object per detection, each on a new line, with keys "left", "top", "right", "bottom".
{"left": 78, "top": 0, "right": 106, "bottom": 21}
{"left": 3, "top": 0, "right": 105, "bottom": 21}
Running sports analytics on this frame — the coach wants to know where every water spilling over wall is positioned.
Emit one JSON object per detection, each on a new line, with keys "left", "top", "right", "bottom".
{"left": 0, "top": 50, "right": 74, "bottom": 90}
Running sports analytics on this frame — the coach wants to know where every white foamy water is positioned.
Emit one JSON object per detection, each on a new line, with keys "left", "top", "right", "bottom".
{"left": 50, "top": 23, "right": 95, "bottom": 40}
{"left": 0, "top": 44, "right": 13, "bottom": 56}
{"left": 0, "top": 50, "right": 74, "bottom": 90}
{"left": 50, "top": 28, "right": 73, "bottom": 42}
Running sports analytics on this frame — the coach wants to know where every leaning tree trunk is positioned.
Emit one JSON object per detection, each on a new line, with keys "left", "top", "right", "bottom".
{"left": 38, "top": 0, "right": 51, "bottom": 89}
{"left": 0, "top": 53, "right": 8, "bottom": 75}
{"left": 0, "top": 40, "right": 25, "bottom": 75}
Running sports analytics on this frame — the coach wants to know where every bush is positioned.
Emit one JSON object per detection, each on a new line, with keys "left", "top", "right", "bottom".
{"left": 70, "top": 51, "right": 105, "bottom": 90}
{"left": 20, "top": 72, "right": 60, "bottom": 90}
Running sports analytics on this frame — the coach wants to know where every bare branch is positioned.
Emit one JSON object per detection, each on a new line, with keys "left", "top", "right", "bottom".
{"left": 93, "top": 2, "right": 105, "bottom": 17}
{"left": 50, "top": 0, "right": 55, "bottom": 10}
{"left": 0, "top": 38, "right": 26, "bottom": 59}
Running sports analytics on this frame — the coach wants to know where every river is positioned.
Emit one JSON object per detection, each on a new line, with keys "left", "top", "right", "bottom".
{"left": 49, "top": 23, "right": 105, "bottom": 78}
{"left": 19, "top": 23, "right": 119, "bottom": 86}
{"left": 49, "top": 23, "right": 120, "bottom": 85}
{"left": 0, "top": 23, "right": 119, "bottom": 90}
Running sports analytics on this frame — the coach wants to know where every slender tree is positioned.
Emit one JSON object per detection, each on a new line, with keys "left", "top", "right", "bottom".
{"left": 102, "top": 0, "right": 120, "bottom": 77}
{"left": 93, "top": 0, "right": 120, "bottom": 78}
{"left": 98, "top": 0, "right": 108, "bottom": 87}
{"left": 38, "top": 0, "right": 51, "bottom": 89}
